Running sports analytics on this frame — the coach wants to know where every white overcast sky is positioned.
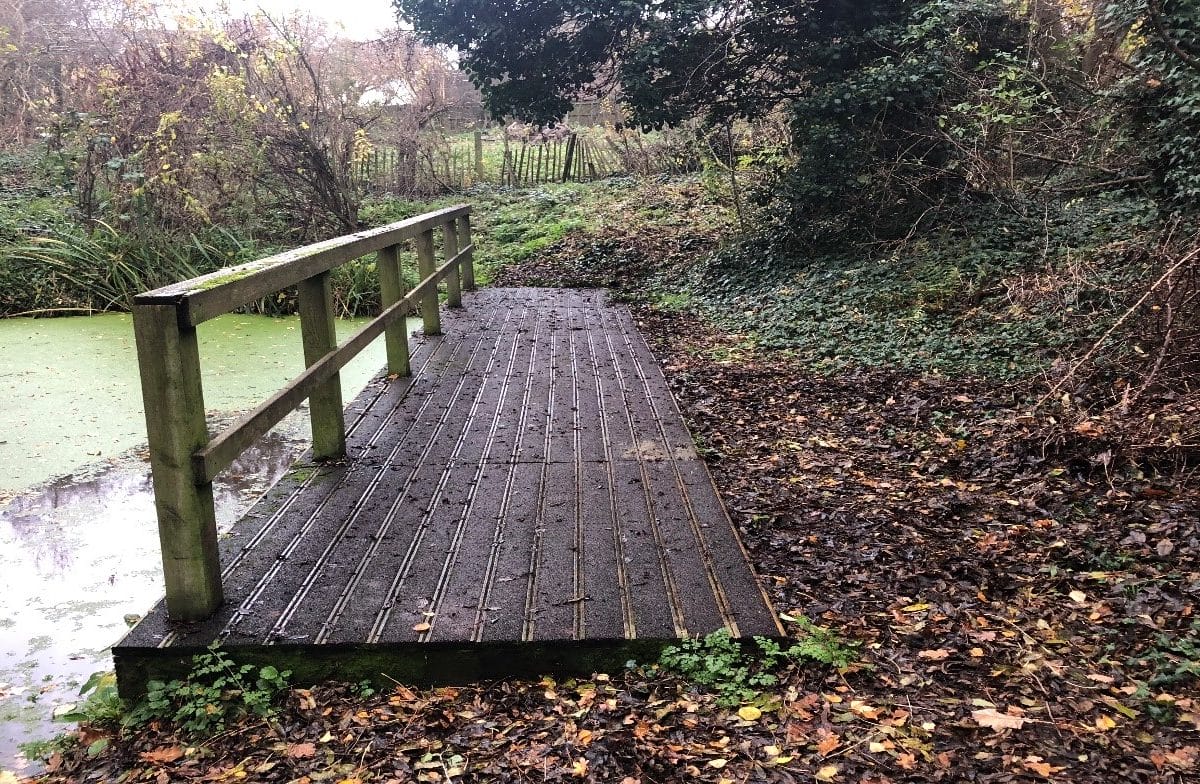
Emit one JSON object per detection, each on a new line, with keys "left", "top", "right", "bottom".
{"left": 199, "top": 0, "right": 402, "bottom": 40}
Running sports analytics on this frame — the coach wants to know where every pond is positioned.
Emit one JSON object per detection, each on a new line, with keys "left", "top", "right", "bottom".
{"left": 0, "top": 312, "right": 402, "bottom": 770}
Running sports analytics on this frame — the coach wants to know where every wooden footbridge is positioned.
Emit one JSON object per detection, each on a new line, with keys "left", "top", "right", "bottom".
{"left": 114, "top": 205, "right": 780, "bottom": 693}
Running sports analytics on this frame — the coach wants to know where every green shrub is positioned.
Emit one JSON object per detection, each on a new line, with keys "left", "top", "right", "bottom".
{"left": 128, "top": 644, "right": 291, "bottom": 734}
{"left": 659, "top": 619, "right": 857, "bottom": 707}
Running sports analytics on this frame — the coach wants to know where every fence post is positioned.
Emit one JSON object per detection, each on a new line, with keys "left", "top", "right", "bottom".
{"left": 561, "top": 132, "right": 577, "bottom": 182}
{"left": 474, "top": 130, "right": 485, "bottom": 182}
{"left": 377, "top": 243, "right": 411, "bottom": 376}
{"left": 416, "top": 228, "right": 441, "bottom": 335}
{"left": 298, "top": 271, "right": 346, "bottom": 460}
{"left": 133, "top": 303, "right": 223, "bottom": 621}
{"left": 459, "top": 215, "right": 476, "bottom": 291}
{"left": 443, "top": 220, "right": 462, "bottom": 308}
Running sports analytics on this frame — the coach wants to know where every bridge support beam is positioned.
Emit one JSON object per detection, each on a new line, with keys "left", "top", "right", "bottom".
{"left": 443, "top": 220, "right": 462, "bottom": 308}
{"left": 133, "top": 304, "right": 224, "bottom": 621}
{"left": 417, "top": 228, "right": 441, "bottom": 335}
{"left": 377, "top": 244, "right": 411, "bottom": 376}
{"left": 299, "top": 271, "right": 346, "bottom": 460}
{"left": 460, "top": 216, "right": 476, "bottom": 291}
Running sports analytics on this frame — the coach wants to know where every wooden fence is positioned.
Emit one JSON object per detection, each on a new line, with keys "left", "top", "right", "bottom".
{"left": 132, "top": 205, "right": 474, "bottom": 620}
{"left": 353, "top": 129, "right": 699, "bottom": 195}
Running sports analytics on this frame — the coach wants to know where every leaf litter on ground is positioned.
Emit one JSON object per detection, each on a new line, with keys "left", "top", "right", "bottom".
{"left": 30, "top": 178, "right": 1200, "bottom": 783}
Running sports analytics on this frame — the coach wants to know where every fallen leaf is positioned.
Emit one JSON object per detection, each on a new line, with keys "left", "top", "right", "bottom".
{"left": 1068, "top": 590, "right": 1087, "bottom": 603}
{"left": 287, "top": 742, "right": 317, "bottom": 759}
{"left": 849, "top": 700, "right": 881, "bottom": 719}
{"left": 815, "top": 764, "right": 839, "bottom": 781}
{"left": 1095, "top": 715, "right": 1117, "bottom": 731}
{"left": 971, "top": 708, "right": 1027, "bottom": 731}
{"left": 817, "top": 735, "right": 841, "bottom": 755}
{"left": 737, "top": 705, "right": 762, "bottom": 722}
{"left": 571, "top": 759, "right": 588, "bottom": 777}
{"left": 1157, "top": 539, "right": 1174, "bottom": 556}
{"left": 918, "top": 648, "right": 952, "bottom": 660}
{"left": 139, "top": 746, "right": 184, "bottom": 764}
{"left": 707, "top": 758, "right": 728, "bottom": 769}
{"left": 1022, "top": 756, "right": 1064, "bottom": 777}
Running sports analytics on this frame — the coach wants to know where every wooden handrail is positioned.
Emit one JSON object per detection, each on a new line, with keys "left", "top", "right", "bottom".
{"left": 132, "top": 206, "right": 476, "bottom": 621}
{"left": 193, "top": 246, "right": 472, "bottom": 484}
{"left": 136, "top": 204, "right": 471, "bottom": 326}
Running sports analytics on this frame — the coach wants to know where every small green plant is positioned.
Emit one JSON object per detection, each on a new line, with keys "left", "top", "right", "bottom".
{"left": 53, "top": 671, "right": 125, "bottom": 728}
{"left": 1131, "top": 620, "right": 1200, "bottom": 689}
{"left": 351, "top": 679, "right": 377, "bottom": 699}
{"left": 129, "top": 643, "right": 291, "bottom": 734}
{"left": 781, "top": 613, "right": 860, "bottom": 668}
{"left": 14, "top": 672, "right": 127, "bottom": 761}
{"left": 659, "top": 619, "right": 857, "bottom": 707}
{"left": 19, "top": 734, "right": 79, "bottom": 764}
{"left": 655, "top": 291, "right": 693, "bottom": 312}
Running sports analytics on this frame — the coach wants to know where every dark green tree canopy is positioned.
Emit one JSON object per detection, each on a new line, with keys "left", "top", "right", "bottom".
{"left": 392, "top": 0, "right": 907, "bottom": 126}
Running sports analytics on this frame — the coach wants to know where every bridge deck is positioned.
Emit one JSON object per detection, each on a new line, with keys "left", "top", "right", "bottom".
{"left": 115, "top": 288, "right": 779, "bottom": 689}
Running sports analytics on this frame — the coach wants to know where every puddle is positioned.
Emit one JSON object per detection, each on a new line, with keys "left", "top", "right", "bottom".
{"left": 0, "top": 428, "right": 306, "bottom": 767}
{"left": 0, "top": 312, "right": 415, "bottom": 771}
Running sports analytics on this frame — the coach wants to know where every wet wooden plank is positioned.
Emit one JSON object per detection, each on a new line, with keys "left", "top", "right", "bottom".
{"left": 115, "top": 287, "right": 780, "bottom": 693}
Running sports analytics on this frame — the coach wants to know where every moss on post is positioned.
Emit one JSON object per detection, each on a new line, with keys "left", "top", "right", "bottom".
{"left": 460, "top": 215, "right": 476, "bottom": 291}
{"left": 298, "top": 271, "right": 346, "bottom": 460}
{"left": 132, "top": 304, "right": 224, "bottom": 620}
{"left": 377, "top": 244, "right": 411, "bottom": 376}
{"left": 443, "top": 221, "right": 462, "bottom": 308}
{"left": 416, "top": 229, "right": 441, "bottom": 335}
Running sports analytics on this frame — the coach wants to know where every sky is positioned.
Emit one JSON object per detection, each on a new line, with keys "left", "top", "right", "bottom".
{"left": 200, "top": 0, "right": 403, "bottom": 40}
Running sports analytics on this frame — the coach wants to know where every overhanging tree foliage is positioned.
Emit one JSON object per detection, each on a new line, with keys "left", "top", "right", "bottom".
{"left": 393, "top": 0, "right": 907, "bottom": 127}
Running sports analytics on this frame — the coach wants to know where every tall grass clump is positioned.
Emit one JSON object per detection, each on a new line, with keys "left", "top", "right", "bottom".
{"left": 0, "top": 220, "right": 268, "bottom": 316}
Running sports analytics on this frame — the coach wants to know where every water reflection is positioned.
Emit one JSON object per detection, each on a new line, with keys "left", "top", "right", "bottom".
{"left": 0, "top": 423, "right": 307, "bottom": 770}
{"left": 0, "top": 311, "right": 408, "bottom": 769}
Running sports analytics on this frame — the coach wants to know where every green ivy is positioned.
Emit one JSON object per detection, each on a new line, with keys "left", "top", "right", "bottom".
{"left": 683, "top": 193, "right": 1159, "bottom": 378}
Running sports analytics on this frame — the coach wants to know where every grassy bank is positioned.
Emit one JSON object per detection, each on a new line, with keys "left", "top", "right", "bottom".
{"left": 0, "top": 171, "right": 607, "bottom": 318}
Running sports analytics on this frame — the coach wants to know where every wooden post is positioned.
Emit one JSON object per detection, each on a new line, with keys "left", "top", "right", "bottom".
{"left": 416, "top": 228, "right": 441, "bottom": 335}
{"left": 443, "top": 219, "right": 462, "bottom": 308}
{"left": 133, "top": 304, "right": 223, "bottom": 621}
{"left": 474, "top": 130, "right": 485, "bottom": 182}
{"left": 377, "top": 244, "right": 411, "bottom": 376}
{"left": 459, "top": 215, "right": 476, "bottom": 291}
{"left": 561, "top": 132, "right": 577, "bottom": 182}
{"left": 502, "top": 136, "right": 510, "bottom": 185}
{"left": 298, "top": 271, "right": 346, "bottom": 460}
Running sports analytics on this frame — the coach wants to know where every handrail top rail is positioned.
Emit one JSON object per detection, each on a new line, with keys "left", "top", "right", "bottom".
{"left": 134, "top": 203, "right": 470, "bottom": 327}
